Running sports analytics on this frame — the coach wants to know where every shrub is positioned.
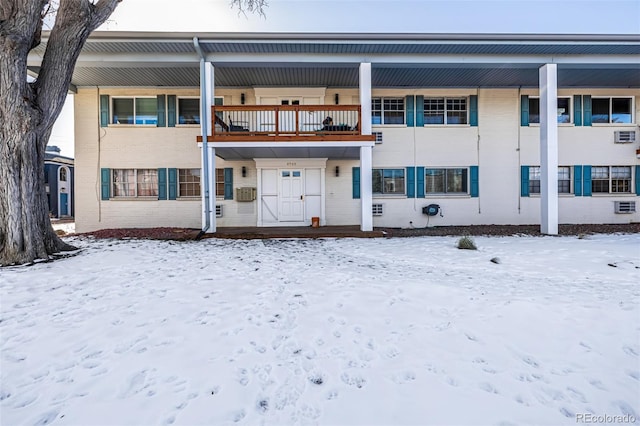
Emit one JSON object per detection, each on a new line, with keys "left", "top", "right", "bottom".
{"left": 457, "top": 236, "right": 477, "bottom": 250}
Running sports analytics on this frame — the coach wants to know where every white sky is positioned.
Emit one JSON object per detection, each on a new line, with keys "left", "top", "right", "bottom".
{"left": 101, "top": 0, "right": 640, "bottom": 34}
{"left": 50, "top": 0, "right": 640, "bottom": 157}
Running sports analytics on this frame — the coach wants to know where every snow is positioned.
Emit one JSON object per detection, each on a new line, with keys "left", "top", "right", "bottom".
{"left": 1, "top": 232, "right": 639, "bottom": 426}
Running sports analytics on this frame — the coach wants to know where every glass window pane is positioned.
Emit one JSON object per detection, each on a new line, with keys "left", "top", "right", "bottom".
{"left": 179, "top": 168, "right": 201, "bottom": 197}
{"left": 425, "top": 169, "right": 445, "bottom": 193}
{"left": 446, "top": 168, "right": 467, "bottom": 193}
{"left": 591, "top": 98, "right": 610, "bottom": 123}
{"left": 135, "top": 98, "right": 158, "bottom": 125}
{"left": 424, "top": 98, "right": 444, "bottom": 125}
{"left": 372, "top": 169, "right": 383, "bottom": 193}
{"left": 446, "top": 98, "right": 467, "bottom": 125}
{"left": 112, "top": 98, "right": 134, "bottom": 124}
{"left": 557, "top": 98, "right": 570, "bottom": 123}
{"left": 529, "top": 98, "right": 540, "bottom": 124}
{"left": 112, "top": 169, "right": 135, "bottom": 196}
{"left": 612, "top": 98, "right": 632, "bottom": 123}
{"left": 137, "top": 169, "right": 158, "bottom": 196}
{"left": 178, "top": 98, "right": 200, "bottom": 125}
{"left": 383, "top": 169, "right": 405, "bottom": 194}
{"left": 611, "top": 166, "right": 631, "bottom": 178}
{"left": 216, "top": 168, "right": 225, "bottom": 197}
{"left": 383, "top": 98, "right": 405, "bottom": 124}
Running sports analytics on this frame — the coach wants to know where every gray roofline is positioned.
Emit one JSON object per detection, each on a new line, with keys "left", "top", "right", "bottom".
{"left": 41, "top": 31, "right": 640, "bottom": 44}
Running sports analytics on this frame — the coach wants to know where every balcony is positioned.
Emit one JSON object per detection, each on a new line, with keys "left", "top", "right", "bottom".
{"left": 197, "top": 105, "right": 375, "bottom": 142}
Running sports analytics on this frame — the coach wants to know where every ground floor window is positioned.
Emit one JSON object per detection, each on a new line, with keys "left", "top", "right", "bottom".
{"left": 216, "top": 168, "right": 225, "bottom": 197}
{"left": 179, "top": 168, "right": 201, "bottom": 197}
{"left": 112, "top": 169, "right": 158, "bottom": 197}
{"left": 592, "top": 166, "right": 632, "bottom": 193}
{"left": 528, "top": 166, "right": 571, "bottom": 194}
{"left": 425, "top": 168, "right": 468, "bottom": 194}
{"left": 373, "top": 169, "right": 405, "bottom": 195}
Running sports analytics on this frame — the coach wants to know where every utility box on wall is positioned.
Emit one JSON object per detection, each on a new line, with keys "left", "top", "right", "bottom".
{"left": 236, "top": 187, "right": 257, "bottom": 202}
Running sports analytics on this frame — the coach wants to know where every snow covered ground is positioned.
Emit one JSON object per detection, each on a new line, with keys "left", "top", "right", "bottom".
{"left": 1, "top": 232, "right": 638, "bottom": 426}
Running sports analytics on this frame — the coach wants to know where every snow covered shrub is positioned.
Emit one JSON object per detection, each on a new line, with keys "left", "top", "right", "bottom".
{"left": 457, "top": 236, "right": 477, "bottom": 250}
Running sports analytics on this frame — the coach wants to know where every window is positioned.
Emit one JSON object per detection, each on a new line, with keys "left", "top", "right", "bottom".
{"left": 372, "top": 98, "right": 405, "bottom": 125}
{"left": 59, "top": 167, "right": 67, "bottom": 182}
{"left": 528, "top": 166, "right": 571, "bottom": 194}
{"left": 372, "top": 169, "right": 405, "bottom": 195}
{"left": 112, "top": 169, "right": 158, "bottom": 197}
{"left": 592, "top": 97, "right": 633, "bottom": 124}
{"left": 528, "top": 97, "right": 571, "bottom": 124}
{"left": 216, "top": 168, "right": 225, "bottom": 197}
{"left": 424, "top": 97, "right": 468, "bottom": 125}
{"left": 179, "top": 169, "right": 201, "bottom": 197}
{"left": 425, "top": 168, "right": 468, "bottom": 194}
{"left": 592, "top": 166, "right": 632, "bottom": 193}
{"left": 112, "top": 97, "right": 157, "bottom": 125}
{"left": 178, "top": 98, "right": 200, "bottom": 125}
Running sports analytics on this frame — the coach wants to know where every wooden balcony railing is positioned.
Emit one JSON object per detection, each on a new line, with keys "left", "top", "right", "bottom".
{"left": 198, "top": 105, "right": 375, "bottom": 142}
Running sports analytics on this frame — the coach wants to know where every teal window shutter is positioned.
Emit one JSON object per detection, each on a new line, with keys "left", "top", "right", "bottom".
{"left": 583, "top": 95, "right": 592, "bottom": 126}
{"left": 405, "top": 95, "right": 415, "bottom": 127}
{"left": 352, "top": 167, "right": 360, "bottom": 199}
{"left": 573, "top": 95, "right": 582, "bottom": 126}
{"left": 521, "top": 166, "right": 530, "bottom": 197}
{"left": 583, "top": 165, "right": 592, "bottom": 196}
{"left": 156, "top": 95, "right": 166, "bottom": 127}
{"left": 167, "top": 95, "right": 176, "bottom": 127}
{"left": 520, "top": 95, "right": 529, "bottom": 126}
{"left": 573, "top": 165, "right": 582, "bottom": 196}
{"left": 416, "top": 95, "right": 424, "bottom": 127}
{"left": 470, "top": 166, "right": 479, "bottom": 197}
{"left": 100, "top": 95, "right": 109, "bottom": 127}
{"left": 469, "top": 95, "right": 478, "bottom": 127}
{"left": 416, "top": 166, "right": 425, "bottom": 198}
{"left": 157, "top": 168, "right": 167, "bottom": 200}
{"left": 635, "top": 165, "right": 640, "bottom": 196}
{"left": 100, "top": 168, "right": 110, "bottom": 200}
{"left": 406, "top": 167, "right": 415, "bottom": 198}
{"left": 168, "top": 168, "right": 177, "bottom": 200}
{"left": 224, "top": 168, "right": 233, "bottom": 200}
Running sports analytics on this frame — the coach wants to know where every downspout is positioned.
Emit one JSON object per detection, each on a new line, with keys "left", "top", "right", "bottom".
{"left": 193, "top": 37, "right": 211, "bottom": 238}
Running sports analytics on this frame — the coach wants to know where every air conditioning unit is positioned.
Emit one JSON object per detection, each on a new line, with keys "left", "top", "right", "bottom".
{"left": 614, "top": 130, "right": 636, "bottom": 143}
{"left": 372, "top": 203, "right": 384, "bottom": 216}
{"left": 614, "top": 201, "right": 636, "bottom": 214}
{"left": 236, "top": 187, "right": 256, "bottom": 202}
{"left": 373, "top": 132, "right": 383, "bottom": 144}
{"left": 216, "top": 204, "right": 223, "bottom": 217}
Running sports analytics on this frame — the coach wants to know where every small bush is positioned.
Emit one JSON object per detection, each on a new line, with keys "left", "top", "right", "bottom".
{"left": 457, "top": 236, "right": 477, "bottom": 250}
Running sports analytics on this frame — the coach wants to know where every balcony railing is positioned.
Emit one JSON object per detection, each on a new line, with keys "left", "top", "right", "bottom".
{"left": 200, "top": 105, "right": 375, "bottom": 142}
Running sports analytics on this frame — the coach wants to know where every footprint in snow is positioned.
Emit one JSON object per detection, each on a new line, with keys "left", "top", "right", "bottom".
{"left": 31, "top": 409, "right": 60, "bottom": 426}
{"left": 622, "top": 345, "right": 638, "bottom": 357}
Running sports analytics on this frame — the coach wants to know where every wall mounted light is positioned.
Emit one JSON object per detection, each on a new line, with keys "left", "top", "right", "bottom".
{"left": 242, "top": 166, "right": 247, "bottom": 177}
{"left": 335, "top": 166, "right": 340, "bottom": 177}
{"left": 334, "top": 93, "right": 339, "bottom": 105}
{"left": 241, "top": 93, "right": 245, "bottom": 105}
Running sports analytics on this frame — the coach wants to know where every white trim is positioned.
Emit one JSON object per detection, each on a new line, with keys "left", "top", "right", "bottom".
{"left": 360, "top": 146, "right": 373, "bottom": 232}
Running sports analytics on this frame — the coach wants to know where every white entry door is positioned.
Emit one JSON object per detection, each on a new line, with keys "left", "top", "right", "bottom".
{"left": 279, "top": 170, "right": 304, "bottom": 222}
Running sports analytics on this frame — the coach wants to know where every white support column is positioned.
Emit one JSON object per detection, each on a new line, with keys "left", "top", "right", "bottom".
{"left": 200, "top": 61, "right": 216, "bottom": 233}
{"left": 539, "top": 64, "right": 558, "bottom": 235}
{"left": 360, "top": 146, "right": 373, "bottom": 231}
{"left": 359, "top": 63, "right": 372, "bottom": 136}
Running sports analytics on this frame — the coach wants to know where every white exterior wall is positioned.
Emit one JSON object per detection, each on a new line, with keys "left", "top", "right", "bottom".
{"left": 75, "top": 87, "right": 639, "bottom": 232}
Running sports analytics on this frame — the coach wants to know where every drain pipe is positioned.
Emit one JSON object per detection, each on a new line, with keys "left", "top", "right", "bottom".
{"left": 194, "top": 37, "right": 211, "bottom": 239}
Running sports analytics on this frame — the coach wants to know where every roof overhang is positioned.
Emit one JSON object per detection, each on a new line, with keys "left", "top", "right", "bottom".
{"left": 202, "top": 141, "right": 374, "bottom": 161}
{"left": 27, "top": 31, "right": 640, "bottom": 89}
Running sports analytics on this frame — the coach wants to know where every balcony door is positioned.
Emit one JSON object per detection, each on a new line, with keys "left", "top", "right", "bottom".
{"left": 279, "top": 170, "right": 304, "bottom": 222}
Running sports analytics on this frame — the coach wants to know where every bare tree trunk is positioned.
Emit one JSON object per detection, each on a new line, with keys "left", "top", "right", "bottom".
{"left": 0, "top": 0, "right": 121, "bottom": 266}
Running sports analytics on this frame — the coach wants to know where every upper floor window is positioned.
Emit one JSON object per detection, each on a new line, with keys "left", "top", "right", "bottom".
{"left": 528, "top": 97, "right": 571, "bottom": 124}
{"left": 424, "top": 97, "right": 468, "bottom": 125}
{"left": 528, "top": 166, "right": 571, "bottom": 194}
{"left": 112, "top": 169, "right": 158, "bottom": 197}
{"left": 592, "top": 97, "right": 633, "bottom": 124}
{"left": 372, "top": 97, "right": 405, "bottom": 125}
{"left": 372, "top": 168, "right": 405, "bottom": 195}
{"left": 112, "top": 97, "right": 157, "bottom": 125}
{"left": 426, "top": 168, "right": 468, "bottom": 194}
{"left": 178, "top": 98, "right": 200, "bottom": 125}
{"left": 592, "top": 166, "right": 632, "bottom": 193}
{"left": 59, "top": 167, "right": 67, "bottom": 182}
